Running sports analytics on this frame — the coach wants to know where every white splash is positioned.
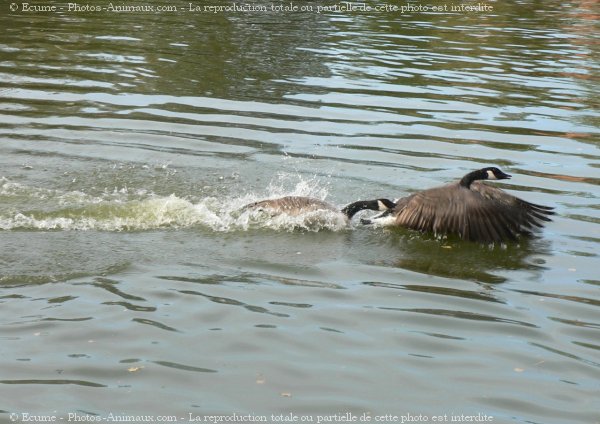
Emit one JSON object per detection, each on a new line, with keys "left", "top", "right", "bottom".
{"left": 0, "top": 177, "right": 348, "bottom": 232}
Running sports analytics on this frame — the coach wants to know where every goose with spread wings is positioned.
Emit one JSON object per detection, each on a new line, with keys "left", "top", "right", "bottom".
{"left": 353, "top": 167, "right": 554, "bottom": 243}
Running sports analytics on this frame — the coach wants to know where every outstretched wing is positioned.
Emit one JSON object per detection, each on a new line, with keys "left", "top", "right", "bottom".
{"left": 392, "top": 183, "right": 553, "bottom": 243}
{"left": 470, "top": 182, "right": 554, "bottom": 228}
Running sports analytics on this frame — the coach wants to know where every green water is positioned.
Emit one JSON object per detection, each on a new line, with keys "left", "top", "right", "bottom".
{"left": 1, "top": 1, "right": 599, "bottom": 423}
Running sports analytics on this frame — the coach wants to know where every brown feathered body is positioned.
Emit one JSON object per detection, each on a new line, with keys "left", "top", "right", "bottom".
{"left": 243, "top": 196, "right": 338, "bottom": 216}
{"left": 386, "top": 181, "right": 553, "bottom": 243}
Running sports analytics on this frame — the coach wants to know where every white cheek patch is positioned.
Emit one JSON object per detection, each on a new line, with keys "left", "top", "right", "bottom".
{"left": 377, "top": 200, "right": 389, "bottom": 211}
{"left": 487, "top": 170, "right": 497, "bottom": 180}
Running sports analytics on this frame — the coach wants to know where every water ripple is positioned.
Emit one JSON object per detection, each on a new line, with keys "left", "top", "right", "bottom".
{"left": 382, "top": 308, "right": 539, "bottom": 328}
{"left": 0, "top": 379, "right": 106, "bottom": 387}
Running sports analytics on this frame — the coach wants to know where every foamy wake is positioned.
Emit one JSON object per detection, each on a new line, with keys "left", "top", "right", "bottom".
{"left": 0, "top": 177, "right": 348, "bottom": 232}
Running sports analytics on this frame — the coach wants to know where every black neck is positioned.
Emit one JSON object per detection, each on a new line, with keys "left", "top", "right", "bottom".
{"left": 342, "top": 200, "right": 379, "bottom": 219}
{"left": 341, "top": 199, "right": 394, "bottom": 218}
{"left": 459, "top": 169, "right": 487, "bottom": 188}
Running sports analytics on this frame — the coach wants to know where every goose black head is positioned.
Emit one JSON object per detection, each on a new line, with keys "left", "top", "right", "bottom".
{"left": 483, "top": 167, "right": 511, "bottom": 181}
{"left": 376, "top": 198, "right": 396, "bottom": 210}
{"left": 460, "top": 167, "right": 511, "bottom": 188}
{"left": 341, "top": 198, "right": 396, "bottom": 219}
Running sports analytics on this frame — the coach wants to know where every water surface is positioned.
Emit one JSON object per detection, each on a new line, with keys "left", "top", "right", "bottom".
{"left": 1, "top": 1, "right": 599, "bottom": 423}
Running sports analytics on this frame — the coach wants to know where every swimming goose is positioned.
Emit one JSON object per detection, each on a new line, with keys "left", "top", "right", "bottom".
{"left": 243, "top": 196, "right": 395, "bottom": 219}
{"left": 357, "top": 167, "right": 554, "bottom": 243}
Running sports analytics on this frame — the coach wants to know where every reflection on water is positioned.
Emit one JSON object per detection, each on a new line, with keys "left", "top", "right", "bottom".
{"left": 1, "top": 0, "right": 599, "bottom": 423}
{"left": 381, "top": 230, "right": 551, "bottom": 283}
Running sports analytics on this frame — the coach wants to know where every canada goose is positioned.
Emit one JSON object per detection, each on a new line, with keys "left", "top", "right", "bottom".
{"left": 243, "top": 196, "right": 395, "bottom": 219}
{"left": 355, "top": 167, "right": 554, "bottom": 243}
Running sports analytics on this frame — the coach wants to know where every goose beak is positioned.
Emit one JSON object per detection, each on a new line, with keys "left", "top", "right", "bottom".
{"left": 495, "top": 170, "right": 512, "bottom": 180}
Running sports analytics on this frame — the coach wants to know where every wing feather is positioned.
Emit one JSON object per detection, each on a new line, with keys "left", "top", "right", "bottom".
{"left": 391, "top": 182, "right": 553, "bottom": 243}
{"left": 471, "top": 182, "right": 554, "bottom": 226}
